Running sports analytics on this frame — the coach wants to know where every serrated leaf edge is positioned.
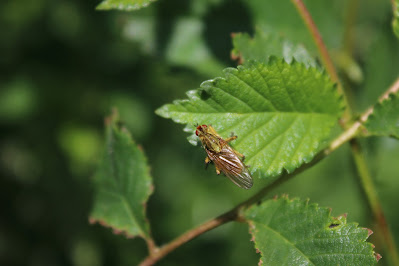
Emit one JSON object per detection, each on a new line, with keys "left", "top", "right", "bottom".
{"left": 245, "top": 196, "right": 379, "bottom": 265}
{"left": 89, "top": 110, "right": 154, "bottom": 240}
{"left": 364, "top": 92, "right": 399, "bottom": 138}
{"left": 156, "top": 59, "right": 345, "bottom": 178}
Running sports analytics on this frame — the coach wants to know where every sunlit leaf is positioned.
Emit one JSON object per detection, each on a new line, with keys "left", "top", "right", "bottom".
{"left": 244, "top": 197, "right": 380, "bottom": 265}
{"left": 231, "top": 28, "right": 317, "bottom": 68}
{"left": 365, "top": 92, "right": 399, "bottom": 139}
{"left": 96, "top": 0, "right": 156, "bottom": 11}
{"left": 156, "top": 59, "right": 344, "bottom": 183}
{"left": 89, "top": 110, "right": 153, "bottom": 239}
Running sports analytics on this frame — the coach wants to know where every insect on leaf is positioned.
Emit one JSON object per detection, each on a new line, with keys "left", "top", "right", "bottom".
{"left": 156, "top": 59, "right": 344, "bottom": 183}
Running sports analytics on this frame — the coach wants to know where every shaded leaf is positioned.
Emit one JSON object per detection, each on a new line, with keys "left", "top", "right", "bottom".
{"left": 365, "top": 92, "right": 399, "bottom": 139}
{"left": 231, "top": 28, "right": 317, "bottom": 68}
{"left": 89, "top": 110, "right": 153, "bottom": 239}
{"left": 243, "top": 1, "right": 346, "bottom": 54}
{"left": 165, "top": 17, "right": 226, "bottom": 77}
{"left": 96, "top": 0, "right": 156, "bottom": 11}
{"left": 244, "top": 197, "right": 379, "bottom": 265}
{"left": 156, "top": 59, "right": 344, "bottom": 183}
{"left": 359, "top": 30, "right": 399, "bottom": 112}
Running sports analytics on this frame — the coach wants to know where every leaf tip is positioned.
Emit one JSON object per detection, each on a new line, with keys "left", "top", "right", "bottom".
{"left": 105, "top": 108, "right": 119, "bottom": 126}
{"left": 155, "top": 105, "right": 171, "bottom": 118}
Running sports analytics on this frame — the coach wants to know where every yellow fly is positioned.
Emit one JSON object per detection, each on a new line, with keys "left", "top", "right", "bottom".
{"left": 195, "top": 125, "right": 253, "bottom": 189}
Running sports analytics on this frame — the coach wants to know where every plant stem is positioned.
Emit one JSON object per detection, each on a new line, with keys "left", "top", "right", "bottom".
{"left": 292, "top": 0, "right": 399, "bottom": 262}
{"left": 139, "top": 209, "right": 238, "bottom": 266}
{"left": 290, "top": 0, "right": 351, "bottom": 122}
{"left": 138, "top": 116, "right": 367, "bottom": 266}
{"left": 350, "top": 77, "right": 399, "bottom": 265}
{"left": 140, "top": 4, "right": 399, "bottom": 265}
{"left": 350, "top": 140, "right": 399, "bottom": 265}
{"left": 139, "top": 75, "right": 399, "bottom": 264}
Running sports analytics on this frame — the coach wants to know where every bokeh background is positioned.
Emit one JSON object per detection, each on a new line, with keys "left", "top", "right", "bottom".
{"left": 1, "top": 0, "right": 398, "bottom": 265}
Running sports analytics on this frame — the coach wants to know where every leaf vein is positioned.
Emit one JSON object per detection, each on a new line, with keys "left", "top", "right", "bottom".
{"left": 231, "top": 70, "right": 278, "bottom": 111}
{"left": 257, "top": 223, "right": 315, "bottom": 265}
{"left": 213, "top": 86, "right": 255, "bottom": 112}
{"left": 275, "top": 61, "right": 297, "bottom": 111}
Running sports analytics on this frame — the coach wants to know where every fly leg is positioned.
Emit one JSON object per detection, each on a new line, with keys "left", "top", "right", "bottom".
{"left": 225, "top": 135, "right": 237, "bottom": 143}
{"left": 215, "top": 165, "right": 221, "bottom": 175}
{"left": 205, "top": 156, "right": 211, "bottom": 169}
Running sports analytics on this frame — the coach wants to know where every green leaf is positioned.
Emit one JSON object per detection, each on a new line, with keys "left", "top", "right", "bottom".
{"left": 394, "top": 0, "right": 399, "bottom": 39}
{"left": 96, "top": 0, "right": 156, "bottom": 11}
{"left": 89, "top": 110, "right": 153, "bottom": 239}
{"left": 244, "top": 197, "right": 380, "bottom": 265}
{"left": 243, "top": 1, "right": 346, "bottom": 54}
{"left": 232, "top": 28, "right": 317, "bottom": 68}
{"left": 165, "top": 17, "right": 226, "bottom": 77}
{"left": 364, "top": 92, "right": 399, "bottom": 139}
{"left": 156, "top": 59, "right": 344, "bottom": 182}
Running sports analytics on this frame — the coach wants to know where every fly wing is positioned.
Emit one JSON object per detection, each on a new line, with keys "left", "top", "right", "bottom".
{"left": 211, "top": 146, "right": 253, "bottom": 189}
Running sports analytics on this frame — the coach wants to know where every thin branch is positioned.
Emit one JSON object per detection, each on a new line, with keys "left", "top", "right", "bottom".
{"left": 290, "top": 0, "right": 351, "bottom": 122}
{"left": 349, "top": 77, "right": 399, "bottom": 265}
{"left": 140, "top": 5, "right": 399, "bottom": 265}
{"left": 350, "top": 140, "right": 399, "bottom": 265}
{"left": 138, "top": 112, "right": 374, "bottom": 265}
{"left": 139, "top": 75, "right": 399, "bottom": 265}
{"left": 292, "top": 0, "right": 399, "bottom": 262}
{"left": 145, "top": 238, "right": 158, "bottom": 257}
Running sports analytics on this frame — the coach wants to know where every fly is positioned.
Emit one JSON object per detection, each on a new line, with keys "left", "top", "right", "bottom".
{"left": 195, "top": 125, "right": 253, "bottom": 189}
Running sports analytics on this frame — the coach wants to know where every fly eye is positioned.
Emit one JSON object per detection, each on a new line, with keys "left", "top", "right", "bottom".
{"left": 202, "top": 125, "right": 207, "bottom": 127}
{"left": 195, "top": 130, "right": 199, "bottom": 136}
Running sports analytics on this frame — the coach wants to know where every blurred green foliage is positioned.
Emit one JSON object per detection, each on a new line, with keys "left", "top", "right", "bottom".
{"left": 0, "top": 0, "right": 398, "bottom": 265}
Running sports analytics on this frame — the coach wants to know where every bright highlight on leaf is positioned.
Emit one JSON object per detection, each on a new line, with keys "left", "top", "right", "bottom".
{"left": 244, "top": 197, "right": 380, "bottom": 265}
{"left": 232, "top": 28, "right": 317, "bottom": 68}
{"left": 89, "top": 110, "right": 153, "bottom": 239}
{"left": 96, "top": 0, "right": 156, "bottom": 11}
{"left": 365, "top": 92, "right": 399, "bottom": 139}
{"left": 156, "top": 59, "right": 344, "bottom": 182}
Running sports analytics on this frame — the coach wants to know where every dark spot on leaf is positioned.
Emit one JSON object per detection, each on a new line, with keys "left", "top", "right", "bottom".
{"left": 329, "top": 223, "right": 340, "bottom": 228}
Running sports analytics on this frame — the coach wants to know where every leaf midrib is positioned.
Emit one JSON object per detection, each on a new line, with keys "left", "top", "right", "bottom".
{"left": 105, "top": 128, "right": 145, "bottom": 237}
{"left": 99, "top": 188, "right": 143, "bottom": 235}
{"left": 256, "top": 222, "right": 315, "bottom": 266}
{"left": 169, "top": 110, "right": 338, "bottom": 116}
